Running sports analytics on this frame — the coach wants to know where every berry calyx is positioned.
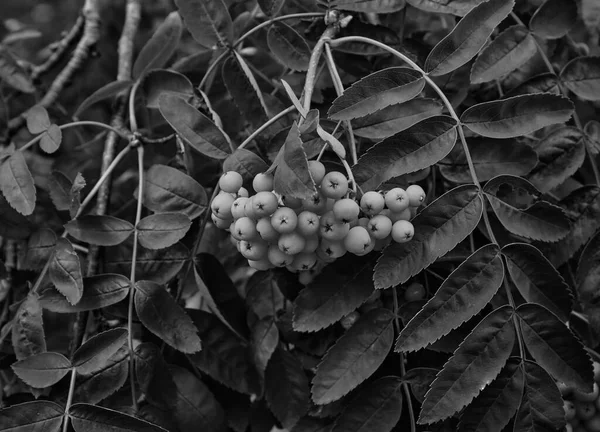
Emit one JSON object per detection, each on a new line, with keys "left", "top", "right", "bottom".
{"left": 278, "top": 231, "right": 306, "bottom": 255}
{"left": 367, "top": 215, "right": 393, "bottom": 240}
{"left": 321, "top": 171, "right": 349, "bottom": 199}
{"left": 297, "top": 211, "right": 320, "bottom": 236}
{"left": 319, "top": 211, "right": 350, "bottom": 241}
{"left": 271, "top": 207, "right": 298, "bottom": 234}
{"left": 385, "top": 187, "right": 410, "bottom": 213}
{"left": 360, "top": 191, "right": 385, "bottom": 216}
{"left": 252, "top": 191, "right": 278, "bottom": 218}
{"left": 391, "top": 220, "right": 414, "bottom": 243}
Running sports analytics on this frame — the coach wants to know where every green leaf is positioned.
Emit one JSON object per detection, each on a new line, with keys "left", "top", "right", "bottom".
{"left": 175, "top": 0, "right": 233, "bottom": 49}
{"left": 133, "top": 11, "right": 182, "bottom": 79}
{"left": 328, "top": 67, "right": 424, "bottom": 121}
{"left": 331, "top": 376, "right": 403, "bottom": 432}
{"left": 406, "top": 0, "right": 485, "bottom": 16}
{"left": 47, "top": 171, "right": 84, "bottom": 214}
{"left": 222, "top": 148, "right": 269, "bottom": 190}
{"left": 72, "top": 328, "right": 128, "bottom": 375}
{"left": 143, "top": 164, "right": 207, "bottom": 220}
{"left": 251, "top": 317, "right": 279, "bottom": 374}
{"left": 49, "top": 237, "right": 83, "bottom": 305}
{"left": 267, "top": 22, "right": 311, "bottom": 71}
{"left": 74, "top": 345, "right": 129, "bottom": 405}
{"left": 40, "top": 273, "right": 130, "bottom": 313}
{"left": 512, "top": 360, "right": 566, "bottom": 432}
{"left": 0, "top": 151, "right": 36, "bottom": 215}
{"left": 504, "top": 72, "right": 560, "bottom": 97}
{"left": 134, "top": 280, "right": 202, "bottom": 353}
{"left": 158, "top": 93, "right": 231, "bottom": 159}
{"left": 0, "top": 401, "right": 64, "bottom": 432}
{"left": 0, "top": 46, "right": 35, "bottom": 93}
{"left": 517, "top": 303, "right": 593, "bottom": 391}
{"left": 135, "top": 343, "right": 178, "bottom": 410}
{"left": 529, "top": 0, "right": 578, "bottom": 39}
{"left": 502, "top": 243, "right": 572, "bottom": 322}
{"left": 257, "top": 0, "right": 284, "bottom": 16}
{"left": 25, "top": 105, "right": 51, "bottom": 134}
{"left": 40, "top": 124, "right": 62, "bottom": 154}
{"left": 484, "top": 175, "right": 571, "bottom": 242}
{"left": 74, "top": 80, "right": 134, "bottom": 118}
{"left": 136, "top": 212, "right": 191, "bottom": 250}
{"left": 142, "top": 69, "right": 193, "bottom": 109}
{"left": 65, "top": 215, "right": 134, "bottom": 247}
{"left": 331, "top": 0, "right": 406, "bottom": 12}
{"left": 402, "top": 367, "right": 439, "bottom": 403}
{"left": 311, "top": 308, "right": 394, "bottom": 405}
{"left": 419, "top": 306, "right": 516, "bottom": 424}
{"left": 69, "top": 403, "right": 168, "bottom": 432}
{"left": 293, "top": 254, "right": 376, "bottom": 333}
{"left": 0, "top": 193, "right": 33, "bottom": 240}
{"left": 11, "top": 292, "right": 46, "bottom": 361}
{"left": 374, "top": 184, "right": 483, "bottom": 289}
{"left": 352, "top": 99, "right": 443, "bottom": 140}
{"left": 265, "top": 346, "right": 310, "bottom": 429}
{"left": 25, "top": 228, "right": 57, "bottom": 270}
{"left": 12, "top": 351, "right": 71, "bottom": 388}
{"left": 527, "top": 126, "right": 586, "bottom": 193}
{"left": 245, "top": 271, "right": 285, "bottom": 320}
{"left": 470, "top": 25, "right": 536, "bottom": 84}
{"left": 561, "top": 56, "right": 600, "bottom": 101}
{"left": 457, "top": 358, "right": 524, "bottom": 432}
{"left": 461, "top": 94, "right": 574, "bottom": 138}
{"left": 353, "top": 116, "right": 457, "bottom": 191}
{"left": 424, "top": 0, "right": 515, "bottom": 76}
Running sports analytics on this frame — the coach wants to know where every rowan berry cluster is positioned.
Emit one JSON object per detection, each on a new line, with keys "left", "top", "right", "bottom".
{"left": 210, "top": 161, "right": 426, "bottom": 273}
{"left": 563, "top": 362, "right": 600, "bottom": 432}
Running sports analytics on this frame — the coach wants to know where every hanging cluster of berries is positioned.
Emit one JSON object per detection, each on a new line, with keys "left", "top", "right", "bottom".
{"left": 563, "top": 362, "right": 600, "bottom": 432}
{"left": 210, "top": 161, "right": 426, "bottom": 273}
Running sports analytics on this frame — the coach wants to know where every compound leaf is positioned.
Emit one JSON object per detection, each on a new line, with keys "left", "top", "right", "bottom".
{"left": 65, "top": 215, "right": 134, "bottom": 247}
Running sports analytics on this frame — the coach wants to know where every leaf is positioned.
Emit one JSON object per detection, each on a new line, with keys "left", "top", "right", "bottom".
{"left": 135, "top": 343, "right": 178, "bottom": 409}
{"left": 25, "top": 105, "right": 51, "bottom": 134}
{"left": 331, "top": 0, "right": 406, "bottom": 12}
{"left": 0, "top": 151, "right": 36, "bottom": 215}
{"left": 47, "top": 171, "right": 80, "bottom": 213}
{"left": 142, "top": 69, "right": 193, "bottom": 109}
{"left": 529, "top": 0, "right": 578, "bottom": 39}
{"left": 252, "top": 318, "right": 279, "bottom": 374}
{"left": 65, "top": 215, "right": 134, "bottom": 247}
{"left": 461, "top": 94, "right": 574, "bottom": 138}
{"left": 457, "top": 358, "right": 524, "bottom": 432}
{"left": 424, "top": 0, "right": 515, "bottom": 76}
{"left": 222, "top": 148, "right": 268, "bottom": 188}
{"left": 136, "top": 213, "right": 191, "bottom": 250}
{"left": 331, "top": 376, "right": 403, "bottom": 432}
{"left": 0, "top": 401, "right": 64, "bottom": 432}
{"left": 245, "top": 271, "right": 285, "bottom": 319}
{"left": 311, "top": 308, "right": 394, "bottom": 405}
{"left": 258, "top": 0, "right": 285, "bottom": 15}
{"left": 72, "top": 328, "right": 128, "bottom": 375}
{"left": 293, "top": 254, "right": 376, "bottom": 333}
{"left": 40, "top": 273, "right": 130, "bottom": 313}
{"left": 133, "top": 11, "right": 182, "bottom": 79}
{"left": 470, "top": 25, "right": 537, "bottom": 84}
{"left": 168, "top": 365, "right": 227, "bottom": 432}
{"left": 40, "top": 124, "right": 62, "bottom": 154}
{"left": 418, "top": 306, "right": 516, "bottom": 424}
{"left": 527, "top": 127, "right": 586, "bottom": 193}
{"left": 561, "top": 56, "right": 600, "bottom": 101}
{"left": 517, "top": 302, "right": 593, "bottom": 391}
{"left": 49, "top": 237, "right": 83, "bottom": 305}
{"left": 12, "top": 292, "right": 46, "bottom": 361}
{"left": 439, "top": 137, "right": 537, "bottom": 183}
{"left": 134, "top": 280, "right": 202, "bottom": 353}
{"left": 175, "top": 0, "right": 233, "bottom": 49}
{"left": 374, "top": 184, "right": 483, "bottom": 289}
{"left": 352, "top": 99, "right": 443, "bottom": 140}
{"left": 0, "top": 46, "right": 35, "bottom": 93}
{"left": 512, "top": 360, "right": 566, "bottom": 432}
{"left": 504, "top": 72, "right": 560, "bottom": 97}
{"left": 265, "top": 346, "right": 310, "bottom": 429}
{"left": 267, "top": 22, "right": 311, "bottom": 71}
{"left": 484, "top": 175, "right": 571, "bottom": 242}
{"left": 352, "top": 116, "right": 457, "bottom": 191}
{"left": 268, "top": 122, "right": 317, "bottom": 200}
{"left": 143, "top": 164, "right": 207, "bottom": 220}
{"left": 158, "top": 93, "right": 231, "bottom": 159}
{"left": 74, "top": 80, "right": 134, "bottom": 117}
{"left": 406, "top": 0, "right": 485, "bottom": 16}
{"left": 502, "top": 243, "right": 572, "bottom": 322}
{"left": 0, "top": 193, "right": 33, "bottom": 240}
{"left": 69, "top": 403, "right": 168, "bottom": 432}
{"left": 402, "top": 367, "right": 439, "bottom": 403}
{"left": 11, "top": 351, "right": 71, "bottom": 388}
{"left": 395, "top": 244, "right": 504, "bottom": 352}
{"left": 74, "top": 345, "right": 129, "bottom": 405}
{"left": 328, "top": 68, "right": 424, "bottom": 121}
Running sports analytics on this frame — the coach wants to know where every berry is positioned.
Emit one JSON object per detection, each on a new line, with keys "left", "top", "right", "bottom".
{"left": 367, "top": 215, "right": 393, "bottom": 240}
{"left": 321, "top": 171, "right": 349, "bottom": 199}
{"left": 237, "top": 187, "right": 249, "bottom": 198}
{"left": 308, "top": 160, "right": 326, "bottom": 184}
{"left": 303, "top": 234, "right": 320, "bottom": 253}
{"left": 564, "top": 400, "right": 577, "bottom": 421}
{"left": 303, "top": 192, "right": 328, "bottom": 214}
{"left": 271, "top": 207, "right": 298, "bottom": 234}
{"left": 219, "top": 171, "right": 243, "bottom": 193}
{"left": 248, "top": 258, "right": 273, "bottom": 271}
{"left": 360, "top": 191, "right": 385, "bottom": 216}
{"left": 333, "top": 198, "right": 360, "bottom": 223}
{"left": 574, "top": 382, "right": 599, "bottom": 402}
{"left": 385, "top": 188, "right": 410, "bottom": 212}
{"left": 391, "top": 220, "right": 414, "bottom": 243}
{"left": 319, "top": 211, "right": 350, "bottom": 241}
{"left": 256, "top": 217, "right": 280, "bottom": 242}
{"left": 389, "top": 208, "right": 411, "bottom": 222}
{"left": 211, "top": 213, "right": 232, "bottom": 229}
{"left": 244, "top": 196, "right": 258, "bottom": 219}
{"left": 211, "top": 192, "right": 235, "bottom": 219}
{"left": 234, "top": 217, "right": 258, "bottom": 240}
{"left": 319, "top": 238, "right": 347, "bottom": 260}
{"left": 240, "top": 240, "right": 268, "bottom": 260}
{"left": 252, "top": 191, "right": 278, "bottom": 217}
{"left": 575, "top": 401, "right": 597, "bottom": 420}
{"left": 586, "top": 414, "right": 600, "bottom": 432}
{"left": 268, "top": 245, "right": 294, "bottom": 267}
{"left": 316, "top": 247, "right": 337, "bottom": 263}
{"left": 231, "top": 197, "right": 248, "bottom": 220}
{"left": 282, "top": 195, "right": 303, "bottom": 209}
{"left": 404, "top": 282, "right": 426, "bottom": 302}
{"left": 340, "top": 311, "right": 360, "bottom": 330}
{"left": 344, "top": 226, "right": 373, "bottom": 255}
{"left": 297, "top": 211, "right": 320, "bottom": 236}
{"left": 278, "top": 232, "right": 306, "bottom": 255}
{"left": 298, "top": 271, "right": 314, "bottom": 285}
{"left": 253, "top": 173, "right": 274, "bottom": 192}
{"left": 406, "top": 184, "right": 426, "bottom": 207}
{"left": 291, "top": 252, "right": 317, "bottom": 271}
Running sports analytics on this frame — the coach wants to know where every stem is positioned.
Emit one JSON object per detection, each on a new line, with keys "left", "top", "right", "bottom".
{"left": 302, "top": 25, "right": 339, "bottom": 114}
{"left": 341, "top": 159, "right": 358, "bottom": 196}
{"left": 238, "top": 106, "right": 295, "bottom": 150}
{"left": 129, "top": 80, "right": 141, "bottom": 133}
{"left": 62, "top": 368, "right": 77, "bottom": 432}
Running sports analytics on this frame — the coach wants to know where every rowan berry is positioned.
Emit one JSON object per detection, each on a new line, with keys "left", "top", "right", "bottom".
{"left": 278, "top": 232, "right": 306, "bottom": 255}
{"left": 211, "top": 213, "right": 232, "bottom": 229}
{"left": 385, "top": 187, "right": 410, "bottom": 213}
{"left": 360, "top": 191, "right": 385, "bottom": 216}
{"left": 252, "top": 191, "right": 278, "bottom": 217}
{"left": 302, "top": 234, "right": 320, "bottom": 253}
{"left": 333, "top": 198, "right": 360, "bottom": 223}
{"left": 319, "top": 211, "right": 350, "bottom": 241}
{"left": 291, "top": 252, "right": 317, "bottom": 271}
{"left": 344, "top": 226, "right": 373, "bottom": 255}
{"left": 271, "top": 207, "right": 298, "bottom": 234}
{"left": 367, "top": 215, "right": 393, "bottom": 240}
{"left": 237, "top": 187, "right": 249, "bottom": 198}
{"left": 297, "top": 211, "right": 320, "bottom": 236}
{"left": 231, "top": 197, "right": 248, "bottom": 220}
{"left": 319, "top": 238, "right": 347, "bottom": 260}
{"left": 576, "top": 401, "right": 596, "bottom": 420}
{"left": 234, "top": 217, "right": 258, "bottom": 240}
{"left": 391, "top": 220, "right": 414, "bottom": 243}
{"left": 302, "top": 192, "right": 327, "bottom": 214}
{"left": 248, "top": 258, "right": 273, "bottom": 271}
{"left": 219, "top": 171, "right": 243, "bottom": 193}
{"left": 320, "top": 171, "right": 348, "bottom": 199}
{"left": 308, "top": 160, "right": 326, "bottom": 184}
{"left": 256, "top": 217, "right": 280, "bottom": 242}
{"left": 406, "top": 184, "right": 426, "bottom": 207}
{"left": 211, "top": 191, "right": 235, "bottom": 219}
{"left": 240, "top": 240, "right": 268, "bottom": 260}
{"left": 564, "top": 400, "right": 576, "bottom": 421}
{"left": 268, "top": 245, "right": 294, "bottom": 267}
{"left": 252, "top": 173, "right": 274, "bottom": 192}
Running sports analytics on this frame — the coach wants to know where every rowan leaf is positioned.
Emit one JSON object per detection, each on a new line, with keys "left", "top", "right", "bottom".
{"left": 72, "top": 328, "right": 128, "bottom": 375}
{"left": 251, "top": 317, "right": 279, "bottom": 374}
{"left": 69, "top": 403, "right": 168, "bottom": 432}
{"left": 175, "top": 0, "right": 233, "bottom": 48}
{"left": 374, "top": 185, "right": 483, "bottom": 289}
{"left": 74, "top": 345, "right": 129, "bottom": 405}
{"left": 11, "top": 292, "right": 46, "bottom": 360}
{"left": 311, "top": 308, "right": 394, "bottom": 405}
{"left": 396, "top": 245, "right": 503, "bottom": 354}
{"left": 245, "top": 271, "right": 285, "bottom": 320}
{"left": 49, "top": 237, "right": 83, "bottom": 305}
{"left": 0, "top": 151, "right": 36, "bottom": 215}
{"left": 424, "top": 0, "right": 515, "bottom": 76}
{"left": 65, "top": 215, "right": 134, "bottom": 247}
{"left": 223, "top": 148, "right": 269, "bottom": 189}
{"left": 0, "top": 401, "right": 64, "bottom": 432}
{"left": 0, "top": 46, "right": 35, "bottom": 93}
{"left": 74, "top": 80, "right": 134, "bottom": 117}
{"left": 561, "top": 56, "right": 600, "bottom": 101}
{"left": 406, "top": 0, "right": 486, "bottom": 16}
{"left": 504, "top": 72, "right": 560, "bottom": 97}
{"left": 12, "top": 351, "right": 71, "bottom": 388}
{"left": 25, "top": 105, "right": 50, "bottom": 134}
{"left": 136, "top": 212, "right": 191, "bottom": 250}
{"left": 267, "top": 22, "right": 311, "bottom": 71}
{"left": 257, "top": 0, "right": 285, "bottom": 16}
{"left": 529, "top": 0, "right": 578, "bottom": 39}
{"left": 142, "top": 69, "right": 193, "bottom": 109}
